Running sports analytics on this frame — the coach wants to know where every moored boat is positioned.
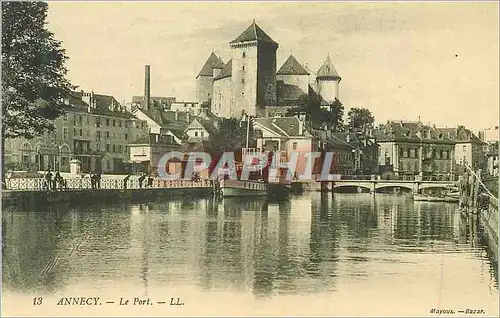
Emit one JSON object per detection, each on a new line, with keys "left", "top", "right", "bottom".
{"left": 219, "top": 179, "right": 267, "bottom": 197}
{"left": 413, "top": 194, "right": 459, "bottom": 203}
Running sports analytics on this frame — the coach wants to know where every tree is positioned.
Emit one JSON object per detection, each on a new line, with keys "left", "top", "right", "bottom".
{"left": 209, "top": 118, "right": 255, "bottom": 154}
{"left": 347, "top": 108, "right": 375, "bottom": 132}
{"left": 2, "top": 2, "right": 73, "bottom": 139}
{"left": 286, "top": 93, "right": 344, "bottom": 132}
{"left": 2, "top": 2, "right": 73, "bottom": 187}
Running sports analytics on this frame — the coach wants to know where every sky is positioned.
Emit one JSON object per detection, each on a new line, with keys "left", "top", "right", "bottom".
{"left": 46, "top": 1, "right": 499, "bottom": 131}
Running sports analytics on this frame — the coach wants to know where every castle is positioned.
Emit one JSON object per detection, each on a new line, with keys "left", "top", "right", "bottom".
{"left": 195, "top": 20, "right": 342, "bottom": 119}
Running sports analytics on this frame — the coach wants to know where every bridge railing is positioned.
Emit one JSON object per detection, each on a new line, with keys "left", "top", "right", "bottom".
{"left": 5, "top": 177, "right": 213, "bottom": 191}
{"left": 312, "top": 174, "right": 457, "bottom": 182}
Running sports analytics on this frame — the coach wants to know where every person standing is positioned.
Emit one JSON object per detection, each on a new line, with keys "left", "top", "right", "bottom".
{"left": 54, "top": 170, "right": 61, "bottom": 191}
{"left": 44, "top": 169, "right": 53, "bottom": 191}
{"left": 123, "top": 174, "right": 131, "bottom": 189}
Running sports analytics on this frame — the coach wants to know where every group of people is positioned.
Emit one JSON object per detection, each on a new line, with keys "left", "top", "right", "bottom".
{"left": 44, "top": 168, "right": 66, "bottom": 191}
{"left": 122, "top": 173, "right": 154, "bottom": 189}
{"left": 90, "top": 172, "right": 102, "bottom": 189}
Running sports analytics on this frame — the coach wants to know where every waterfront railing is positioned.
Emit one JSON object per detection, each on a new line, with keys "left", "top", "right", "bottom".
{"left": 4, "top": 177, "right": 213, "bottom": 191}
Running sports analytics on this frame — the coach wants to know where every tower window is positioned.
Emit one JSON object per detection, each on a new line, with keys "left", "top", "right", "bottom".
{"left": 242, "top": 52, "right": 246, "bottom": 58}
{"left": 242, "top": 66, "right": 245, "bottom": 71}
{"left": 241, "top": 78, "right": 245, "bottom": 83}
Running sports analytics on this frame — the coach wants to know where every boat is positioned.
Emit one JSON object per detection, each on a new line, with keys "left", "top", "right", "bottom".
{"left": 219, "top": 178, "right": 267, "bottom": 197}
{"left": 413, "top": 194, "right": 459, "bottom": 203}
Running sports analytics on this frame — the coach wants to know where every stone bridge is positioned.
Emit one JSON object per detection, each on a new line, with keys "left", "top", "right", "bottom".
{"left": 328, "top": 179, "right": 456, "bottom": 193}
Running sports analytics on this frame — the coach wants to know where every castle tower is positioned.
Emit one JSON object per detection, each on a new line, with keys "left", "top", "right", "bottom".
{"left": 316, "top": 54, "right": 341, "bottom": 104}
{"left": 276, "top": 54, "right": 310, "bottom": 95}
{"left": 229, "top": 20, "right": 278, "bottom": 117}
{"left": 196, "top": 52, "right": 225, "bottom": 104}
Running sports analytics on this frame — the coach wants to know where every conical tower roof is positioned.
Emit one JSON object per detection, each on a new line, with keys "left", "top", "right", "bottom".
{"left": 316, "top": 54, "right": 341, "bottom": 80}
{"left": 197, "top": 52, "right": 225, "bottom": 78}
{"left": 230, "top": 20, "right": 278, "bottom": 45}
{"left": 214, "top": 59, "right": 232, "bottom": 81}
{"left": 277, "top": 55, "right": 310, "bottom": 75}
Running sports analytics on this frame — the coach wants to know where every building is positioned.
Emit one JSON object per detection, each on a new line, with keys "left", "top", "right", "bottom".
{"left": 4, "top": 91, "right": 149, "bottom": 174}
{"left": 480, "top": 126, "right": 499, "bottom": 143}
{"left": 128, "top": 134, "right": 182, "bottom": 174}
{"left": 323, "top": 133, "right": 356, "bottom": 176}
{"left": 485, "top": 141, "right": 499, "bottom": 177}
{"left": 197, "top": 21, "right": 343, "bottom": 119}
{"left": 184, "top": 118, "right": 219, "bottom": 143}
{"left": 170, "top": 101, "right": 201, "bottom": 115}
{"left": 374, "top": 121, "right": 456, "bottom": 179}
{"left": 253, "top": 116, "right": 313, "bottom": 178}
{"left": 196, "top": 52, "right": 225, "bottom": 104}
{"left": 436, "top": 126, "right": 485, "bottom": 171}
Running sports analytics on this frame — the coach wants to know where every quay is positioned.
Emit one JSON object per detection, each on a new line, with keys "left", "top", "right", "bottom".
{"left": 2, "top": 178, "right": 213, "bottom": 208}
{"left": 2, "top": 174, "right": 459, "bottom": 208}
{"left": 458, "top": 166, "right": 498, "bottom": 248}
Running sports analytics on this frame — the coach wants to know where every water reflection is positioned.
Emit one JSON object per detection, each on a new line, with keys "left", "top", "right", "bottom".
{"left": 2, "top": 193, "right": 497, "bottom": 301}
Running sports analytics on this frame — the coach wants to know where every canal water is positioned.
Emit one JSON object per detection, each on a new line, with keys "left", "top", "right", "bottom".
{"left": 2, "top": 193, "right": 498, "bottom": 317}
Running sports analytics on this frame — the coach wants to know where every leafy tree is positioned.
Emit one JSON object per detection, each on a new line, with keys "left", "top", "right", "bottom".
{"left": 347, "top": 108, "right": 375, "bottom": 132}
{"left": 2, "top": 2, "right": 73, "bottom": 138}
{"left": 286, "top": 93, "right": 344, "bottom": 132}
{"left": 209, "top": 118, "right": 255, "bottom": 154}
{"left": 2, "top": 2, "right": 73, "bottom": 186}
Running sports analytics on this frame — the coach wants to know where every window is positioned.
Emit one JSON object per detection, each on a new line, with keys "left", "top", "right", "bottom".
{"left": 242, "top": 66, "right": 245, "bottom": 71}
{"left": 106, "top": 144, "right": 110, "bottom": 152}
{"left": 118, "top": 145, "right": 122, "bottom": 152}
{"left": 462, "top": 145, "right": 466, "bottom": 153}
{"left": 73, "top": 128, "right": 77, "bottom": 136}
{"left": 96, "top": 131, "right": 101, "bottom": 141}
{"left": 124, "top": 121, "right": 128, "bottom": 128}
{"left": 106, "top": 119, "right": 110, "bottom": 126}
{"left": 106, "top": 131, "right": 110, "bottom": 139}
{"left": 124, "top": 133, "right": 128, "bottom": 140}
{"left": 241, "top": 78, "right": 245, "bottom": 83}
{"left": 96, "top": 118, "right": 101, "bottom": 127}
{"left": 292, "top": 142, "right": 297, "bottom": 150}
{"left": 79, "top": 129, "right": 83, "bottom": 137}
{"left": 113, "top": 119, "right": 116, "bottom": 127}
{"left": 63, "top": 127, "right": 68, "bottom": 140}
{"left": 195, "top": 131, "right": 198, "bottom": 137}
{"left": 112, "top": 144, "right": 115, "bottom": 152}
{"left": 201, "top": 132, "right": 204, "bottom": 137}
{"left": 96, "top": 143, "right": 101, "bottom": 151}
{"left": 242, "top": 52, "right": 246, "bottom": 58}
{"left": 439, "top": 150, "right": 443, "bottom": 159}
{"left": 119, "top": 120, "right": 122, "bottom": 128}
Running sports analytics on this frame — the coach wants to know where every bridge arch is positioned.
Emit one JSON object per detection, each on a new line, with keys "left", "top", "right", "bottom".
{"left": 375, "top": 184, "right": 414, "bottom": 193}
{"left": 333, "top": 184, "right": 372, "bottom": 192}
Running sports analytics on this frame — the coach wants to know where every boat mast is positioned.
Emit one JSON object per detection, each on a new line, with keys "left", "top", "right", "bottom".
{"left": 245, "top": 114, "right": 250, "bottom": 149}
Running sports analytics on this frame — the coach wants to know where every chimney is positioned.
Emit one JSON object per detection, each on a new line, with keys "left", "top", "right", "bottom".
{"left": 174, "top": 111, "right": 179, "bottom": 121}
{"left": 298, "top": 118, "right": 304, "bottom": 135}
{"left": 346, "top": 134, "right": 350, "bottom": 143}
{"left": 144, "top": 65, "right": 151, "bottom": 111}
